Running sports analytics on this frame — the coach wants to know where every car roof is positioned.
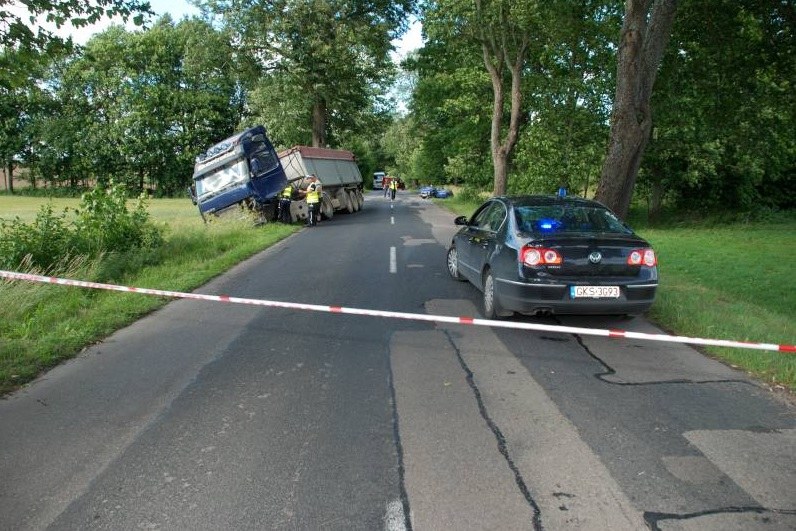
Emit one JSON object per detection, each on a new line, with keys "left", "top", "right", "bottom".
{"left": 497, "top": 195, "right": 609, "bottom": 209}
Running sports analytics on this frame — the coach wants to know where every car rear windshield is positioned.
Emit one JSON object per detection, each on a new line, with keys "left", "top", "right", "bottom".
{"left": 514, "top": 204, "right": 633, "bottom": 236}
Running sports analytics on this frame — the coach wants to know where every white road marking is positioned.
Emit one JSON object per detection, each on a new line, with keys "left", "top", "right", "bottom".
{"left": 384, "top": 500, "right": 406, "bottom": 531}
{"left": 391, "top": 216, "right": 395, "bottom": 225}
{"left": 390, "top": 247, "right": 397, "bottom": 274}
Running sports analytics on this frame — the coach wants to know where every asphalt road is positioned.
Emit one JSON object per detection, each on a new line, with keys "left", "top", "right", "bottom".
{"left": 1, "top": 191, "right": 794, "bottom": 530}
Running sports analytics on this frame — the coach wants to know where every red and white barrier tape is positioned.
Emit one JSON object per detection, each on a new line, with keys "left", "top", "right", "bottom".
{"left": 2, "top": 270, "right": 794, "bottom": 353}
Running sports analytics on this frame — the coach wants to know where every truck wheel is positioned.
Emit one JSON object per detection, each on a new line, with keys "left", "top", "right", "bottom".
{"left": 348, "top": 190, "right": 359, "bottom": 212}
{"left": 343, "top": 191, "right": 354, "bottom": 213}
{"left": 356, "top": 190, "right": 364, "bottom": 209}
{"left": 255, "top": 203, "right": 276, "bottom": 225}
{"left": 321, "top": 195, "right": 334, "bottom": 220}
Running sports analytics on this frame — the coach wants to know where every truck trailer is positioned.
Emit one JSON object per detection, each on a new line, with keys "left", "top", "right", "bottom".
{"left": 278, "top": 146, "right": 364, "bottom": 222}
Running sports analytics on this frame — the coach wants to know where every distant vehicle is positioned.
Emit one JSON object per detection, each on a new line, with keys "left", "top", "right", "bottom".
{"left": 419, "top": 185, "right": 436, "bottom": 198}
{"left": 419, "top": 186, "right": 453, "bottom": 199}
{"left": 446, "top": 195, "right": 658, "bottom": 319}
{"left": 373, "top": 171, "right": 385, "bottom": 189}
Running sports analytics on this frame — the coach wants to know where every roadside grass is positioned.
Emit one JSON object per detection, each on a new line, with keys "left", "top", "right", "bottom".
{"left": 0, "top": 196, "right": 299, "bottom": 394}
{"left": 439, "top": 196, "right": 796, "bottom": 392}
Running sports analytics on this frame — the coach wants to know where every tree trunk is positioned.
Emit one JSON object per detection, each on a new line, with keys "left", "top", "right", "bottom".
{"left": 311, "top": 99, "right": 327, "bottom": 148}
{"left": 488, "top": 62, "right": 507, "bottom": 196}
{"left": 484, "top": 43, "right": 526, "bottom": 197}
{"left": 5, "top": 163, "right": 13, "bottom": 194}
{"left": 595, "top": 0, "right": 678, "bottom": 219}
{"left": 649, "top": 170, "right": 664, "bottom": 222}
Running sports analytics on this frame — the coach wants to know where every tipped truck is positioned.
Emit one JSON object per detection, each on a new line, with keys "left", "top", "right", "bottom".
{"left": 191, "top": 125, "right": 287, "bottom": 223}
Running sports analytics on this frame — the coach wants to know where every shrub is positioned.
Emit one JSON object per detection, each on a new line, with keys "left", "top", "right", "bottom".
{"left": 0, "top": 182, "right": 163, "bottom": 272}
{"left": 0, "top": 204, "right": 73, "bottom": 270}
{"left": 72, "top": 181, "right": 163, "bottom": 255}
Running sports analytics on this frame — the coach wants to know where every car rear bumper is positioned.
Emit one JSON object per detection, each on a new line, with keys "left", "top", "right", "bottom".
{"left": 496, "top": 279, "right": 657, "bottom": 316}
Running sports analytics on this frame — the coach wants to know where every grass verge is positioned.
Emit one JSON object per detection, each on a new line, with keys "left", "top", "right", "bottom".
{"left": 1, "top": 196, "right": 299, "bottom": 395}
{"left": 437, "top": 195, "right": 796, "bottom": 393}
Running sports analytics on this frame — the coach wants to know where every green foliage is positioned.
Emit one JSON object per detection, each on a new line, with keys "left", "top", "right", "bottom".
{"left": 0, "top": 182, "right": 162, "bottom": 271}
{"left": 0, "top": 0, "right": 151, "bottom": 89}
{"left": 212, "top": 0, "right": 414, "bottom": 147}
{"left": 641, "top": 0, "right": 795, "bottom": 212}
{"left": 410, "top": 1, "right": 621, "bottom": 196}
{"left": 0, "top": 207, "right": 298, "bottom": 395}
{"left": 14, "top": 17, "right": 242, "bottom": 196}
{"left": 406, "top": 37, "right": 493, "bottom": 188}
{"left": 0, "top": 204, "right": 72, "bottom": 269}
{"left": 72, "top": 181, "right": 163, "bottom": 255}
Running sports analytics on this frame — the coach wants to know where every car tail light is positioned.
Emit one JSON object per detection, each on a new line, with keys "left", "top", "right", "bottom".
{"left": 627, "top": 248, "right": 657, "bottom": 267}
{"left": 520, "top": 246, "right": 562, "bottom": 266}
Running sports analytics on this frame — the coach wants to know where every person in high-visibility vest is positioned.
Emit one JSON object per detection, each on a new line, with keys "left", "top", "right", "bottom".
{"left": 304, "top": 176, "right": 321, "bottom": 226}
{"left": 279, "top": 184, "right": 294, "bottom": 223}
{"left": 389, "top": 177, "right": 398, "bottom": 200}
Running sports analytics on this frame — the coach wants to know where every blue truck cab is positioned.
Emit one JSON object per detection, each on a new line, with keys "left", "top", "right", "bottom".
{"left": 192, "top": 126, "right": 287, "bottom": 221}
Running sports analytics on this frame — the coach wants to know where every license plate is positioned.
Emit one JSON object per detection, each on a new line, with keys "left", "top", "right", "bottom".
{"left": 570, "top": 286, "right": 620, "bottom": 299}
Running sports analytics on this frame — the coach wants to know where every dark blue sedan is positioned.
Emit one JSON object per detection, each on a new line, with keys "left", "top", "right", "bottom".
{"left": 446, "top": 195, "right": 658, "bottom": 319}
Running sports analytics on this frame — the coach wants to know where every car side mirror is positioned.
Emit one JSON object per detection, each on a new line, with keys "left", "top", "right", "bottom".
{"left": 454, "top": 215, "right": 468, "bottom": 226}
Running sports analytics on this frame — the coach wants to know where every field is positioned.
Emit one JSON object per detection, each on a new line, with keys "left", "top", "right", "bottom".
{"left": 1, "top": 195, "right": 794, "bottom": 395}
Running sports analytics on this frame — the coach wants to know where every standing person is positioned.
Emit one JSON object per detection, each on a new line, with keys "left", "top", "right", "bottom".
{"left": 383, "top": 175, "right": 390, "bottom": 197}
{"left": 279, "top": 183, "right": 294, "bottom": 223}
{"left": 303, "top": 176, "right": 321, "bottom": 226}
{"left": 389, "top": 176, "right": 398, "bottom": 201}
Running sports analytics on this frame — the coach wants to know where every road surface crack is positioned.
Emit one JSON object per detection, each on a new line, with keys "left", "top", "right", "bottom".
{"left": 442, "top": 329, "right": 544, "bottom": 531}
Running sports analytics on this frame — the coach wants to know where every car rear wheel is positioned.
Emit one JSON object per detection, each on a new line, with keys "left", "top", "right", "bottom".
{"left": 446, "top": 246, "right": 466, "bottom": 281}
{"left": 483, "top": 269, "right": 511, "bottom": 319}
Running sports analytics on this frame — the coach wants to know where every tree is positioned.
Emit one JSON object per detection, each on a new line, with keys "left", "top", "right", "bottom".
{"left": 0, "top": 0, "right": 150, "bottom": 48}
{"left": 407, "top": 36, "right": 493, "bottom": 189}
{"left": 424, "top": 0, "right": 555, "bottom": 195}
{"left": 201, "top": 0, "right": 413, "bottom": 148}
{"left": 640, "top": 0, "right": 795, "bottom": 215}
{"left": 512, "top": 1, "right": 621, "bottom": 197}
{"left": 25, "top": 18, "right": 242, "bottom": 194}
{"left": 0, "top": 0, "right": 151, "bottom": 89}
{"left": 594, "top": 0, "right": 678, "bottom": 219}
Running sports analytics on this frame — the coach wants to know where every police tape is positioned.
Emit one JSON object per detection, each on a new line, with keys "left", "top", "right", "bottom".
{"left": 1, "top": 270, "right": 794, "bottom": 353}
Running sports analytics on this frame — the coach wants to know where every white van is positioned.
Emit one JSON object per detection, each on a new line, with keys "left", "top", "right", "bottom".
{"left": 373, "top": 171, "right": 385, "bottom": 189}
